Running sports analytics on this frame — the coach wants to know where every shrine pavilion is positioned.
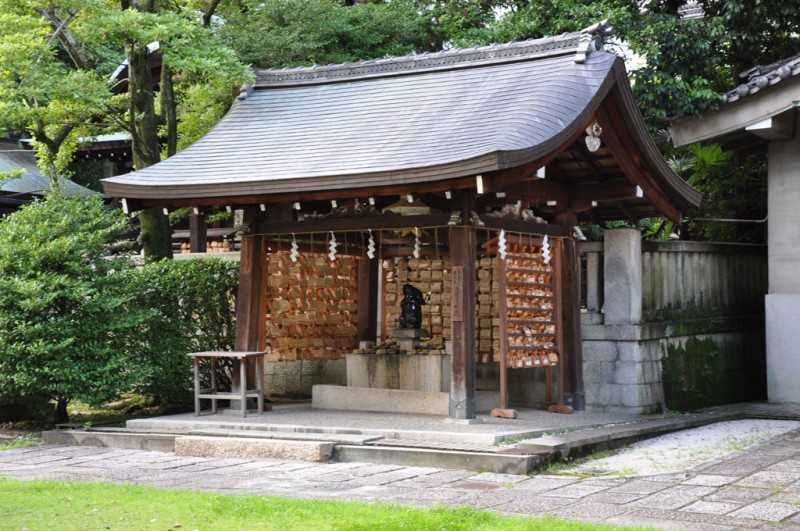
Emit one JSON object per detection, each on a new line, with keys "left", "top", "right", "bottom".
{"left": 102, "top": 22, "right": 700, "bottom": 419}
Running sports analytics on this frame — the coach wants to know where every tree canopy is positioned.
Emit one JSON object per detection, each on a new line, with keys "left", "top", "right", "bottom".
{"left": 1, "top": 0, "right": 794, "bottom": 245}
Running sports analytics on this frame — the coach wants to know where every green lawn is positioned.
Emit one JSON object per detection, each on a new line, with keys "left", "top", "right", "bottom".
{"left": 0, "top": 478, "right": 639, "bottom": 530}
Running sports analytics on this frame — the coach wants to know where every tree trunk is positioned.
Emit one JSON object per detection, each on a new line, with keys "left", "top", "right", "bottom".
{"left": 54, "top": 397, "right": 68, "bottom": 424}
{"left": 128, "top": 43, "right": 173, "bottom": 261}
{"left": 37, "top": 8, "right": 94, "bottom": 71}
{"left": 160, "top": 64, "right": 177, "bottom": 158}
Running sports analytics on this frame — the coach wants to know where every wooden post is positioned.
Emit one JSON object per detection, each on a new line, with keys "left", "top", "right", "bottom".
{"left": 449, "top": 192, "right": 477, "bottom": 419}
{"left": 234, "top": 235, "right": 266, "bottom": 351}
{"left": 497, "top": 258, "right": 509, "bottom": 410}
{"left": 357, "top": 250, "right": 379, "bottom": 342}
{"left": 555, "top": 211, "right": 585, "bottom": 411}
{"left": 232, "top": 207, "right": 268, "bottom": 411}
{"left": 189, "top": 211, "right": 207, "bottom": 253}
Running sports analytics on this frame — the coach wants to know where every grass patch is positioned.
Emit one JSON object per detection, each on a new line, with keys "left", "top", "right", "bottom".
{"left": 544, "top": 449, "right": 622, "bottom": 477}
{"left": 0, "top": 434, "right": 42, "bottom": 451}
{"left": 0, "top": 478, "right": 636, "bottom": 530}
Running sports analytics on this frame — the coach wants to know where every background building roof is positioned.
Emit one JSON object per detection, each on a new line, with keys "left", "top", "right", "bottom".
{"left": 0, "top": 140, "right": 96, "bottom": 198}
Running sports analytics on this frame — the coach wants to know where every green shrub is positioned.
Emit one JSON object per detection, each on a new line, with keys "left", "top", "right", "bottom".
{"left": 0, "top": 195, "right": 136, "bottom": 422}
{"left": 121, "top": 259, "right": 239, "bottom": 409}
{"left": 0, "top": 194, "right": 240, "bottom": 419}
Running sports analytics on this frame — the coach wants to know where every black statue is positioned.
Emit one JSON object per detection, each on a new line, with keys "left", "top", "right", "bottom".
{"left": 398, "top": 284, "right": 425, "bottom": 329}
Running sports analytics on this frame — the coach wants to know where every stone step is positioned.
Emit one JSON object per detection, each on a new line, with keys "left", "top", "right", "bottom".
{"left": 336, "top": 444, "right": 541, "bottom": 475}
{"left": 175, "top": 435, "right": 335, "bottom": 462}
{"left": 185, "top": 428, "right": 380, "bottom": 445}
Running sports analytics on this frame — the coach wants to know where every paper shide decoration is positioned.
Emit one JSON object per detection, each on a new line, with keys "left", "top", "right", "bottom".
{"left": 328, "top": 231, "right": 337, "bottom": 262}
{"left": 290, "top": 233, "right": 299, "bottom": 263}
{"left": 542, "top": 234, "right": 551, "bottom": 264}
{"left": 367, "top": 229, "right": 376, "bottom": 259}
{"left": 498, "top": 229, "right": 507, "bottom": 261}
{"left": 413, "top": 227, "right": 421, "bottom": 259}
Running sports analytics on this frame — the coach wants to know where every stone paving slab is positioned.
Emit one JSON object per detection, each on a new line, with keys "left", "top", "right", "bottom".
{"left": 728, "top": 501, "right": 800, "bottom": 521}
{"left": 8, "top": 402, "right": 800, "bottom": 529}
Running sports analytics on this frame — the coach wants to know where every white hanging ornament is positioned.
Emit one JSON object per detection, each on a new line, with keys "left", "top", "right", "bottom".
{"left": 498, "top": 229, "right": 507, "bottom": 261}
{"left": 367, "top": 229, "right": 376, "bottom": 259}
{"left": 290, "top": 233, "right": 299, "bottom": 263}
{"left": 413, "top": 227, "right": 421, "bottom": 259}
{"left": 328, "top": 231, "right": 338, "bottom": 262}
{"left": 542, "top": 234, "right": 551, "bottom": 264}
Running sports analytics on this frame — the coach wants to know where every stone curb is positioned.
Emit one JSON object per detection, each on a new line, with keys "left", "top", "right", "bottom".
{"left": 517, "top": 411, "right": 740, "bottom": 458}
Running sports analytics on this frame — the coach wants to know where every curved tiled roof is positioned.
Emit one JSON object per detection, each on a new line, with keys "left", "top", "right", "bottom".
{"left": 102, "top": 24, "right": 699, "bottom": 220}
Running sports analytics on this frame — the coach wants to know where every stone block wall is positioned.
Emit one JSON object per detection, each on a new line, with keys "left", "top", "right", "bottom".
{"left": 580, "top": 229, "right": 767, "bottom": 414}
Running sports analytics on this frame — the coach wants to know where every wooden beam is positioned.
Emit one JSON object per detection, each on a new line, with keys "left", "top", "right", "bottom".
{"left": 255, "top": 213, "right": 452, "bottom": 235}
{"left": 232, "top": 217, "right": 267, "bottom": 410}
{"left": 597, "top": 101, "right": 682, "bottom": 222}
{"left": 481, "top": 217, "right": 570, "bottom": 237}
{"left": 487, "top": 164, "right": 541, "bottom": 190}
{"left": 132, "top": 176, "right": 481, "bottom": 210}
{"left": 570, "top": 183, "right": 638, "bottom": 204}
{"left": 510, "top": 180, "right": 571, "bottom": 203}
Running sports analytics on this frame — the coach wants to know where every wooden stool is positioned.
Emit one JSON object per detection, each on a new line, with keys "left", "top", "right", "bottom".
{"left": 188, "top": 351, "right": 266, "bottom": 417}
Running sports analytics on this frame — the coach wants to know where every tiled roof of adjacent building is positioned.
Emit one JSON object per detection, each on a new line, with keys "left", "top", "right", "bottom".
{"left": 722, "top": 52, "right": 800, "bottom": 104}
{"left": 0, "top": 140, "right": 96, "bottom": 198}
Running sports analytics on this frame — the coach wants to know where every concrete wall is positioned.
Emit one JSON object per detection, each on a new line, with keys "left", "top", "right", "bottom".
{"left": 766, "top": 122, "right": 800, "bottom": 403}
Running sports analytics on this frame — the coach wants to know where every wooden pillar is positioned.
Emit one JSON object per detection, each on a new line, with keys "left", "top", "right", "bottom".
{"left": 357, "top": 251, "right": 379, "bottom": 342}
{"left": 234, "top": 232, "right": 266, "bottom": 351}
{"left": 232, "top": 207, "right": 268, "bottom": 408}
{"left": 189, "top": 212, "right": 207, "bottom": 253}
{"left": 449, "top": 192, "right": 477, "bottom": 419}
{"left": 555, "top": 211, "right": 585, "bottom": 410}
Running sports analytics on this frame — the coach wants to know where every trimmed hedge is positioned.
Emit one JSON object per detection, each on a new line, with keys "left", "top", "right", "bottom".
{"left": 122, "top": 258, "right": 239, "bottom": 409}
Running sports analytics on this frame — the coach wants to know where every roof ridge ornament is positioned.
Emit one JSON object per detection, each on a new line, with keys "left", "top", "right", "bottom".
{"left": 575, "top": 19, "right": 612, "bottom": 64}
{"left": 254, "top": 32, "right": 591, "bottom": 87}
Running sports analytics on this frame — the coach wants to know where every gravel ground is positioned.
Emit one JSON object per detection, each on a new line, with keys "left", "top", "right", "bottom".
{"left": 563, "top": 419, "right": 800, "bottom": 476}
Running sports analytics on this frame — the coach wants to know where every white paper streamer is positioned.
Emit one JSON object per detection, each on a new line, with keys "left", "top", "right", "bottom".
{"left": 542, "top": 234, "right": 551, "bottom": 264}
{"left": 328, "top": 231, "right": 337, "bottom": 262}
{"left": 498, "top": 229, "right": 507, "bottom": 261}
{"left": 290, "top": 233, "right": 299, "bottom": 263}
{"left": 413, "top": 227, "right": 421, "bottom": 259}
{"left": 367, "top": 229, "right": 376, "bottom": 259}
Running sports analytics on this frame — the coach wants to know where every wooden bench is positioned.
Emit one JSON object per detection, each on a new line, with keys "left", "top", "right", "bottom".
{"left": 189, "top": 351, "right": 265, "bottom": 417}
